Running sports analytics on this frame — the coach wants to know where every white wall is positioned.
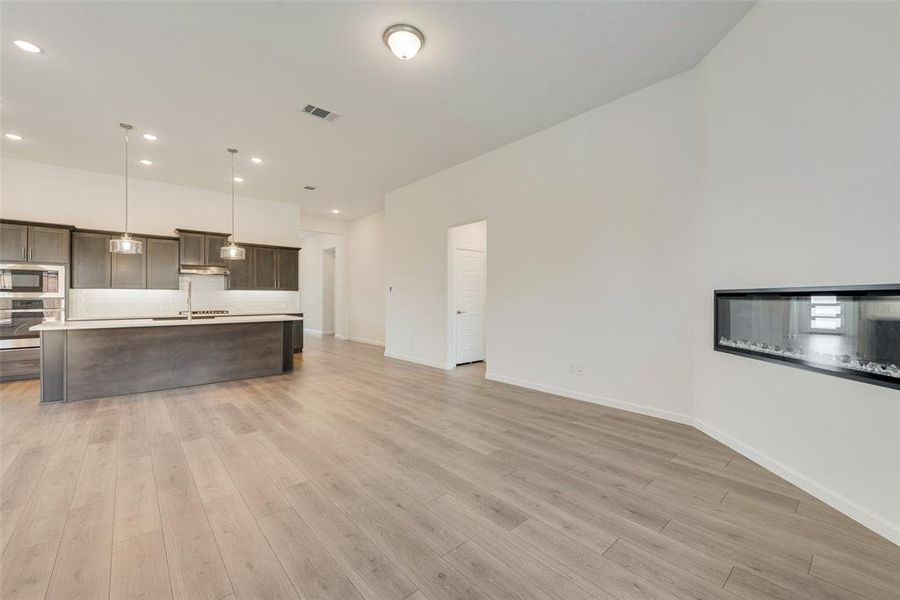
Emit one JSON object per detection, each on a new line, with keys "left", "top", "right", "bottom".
{"left": 298, "top": 230, "right": 347, "bottom": 337}
{"left": 692, "top": 1, "right": 900, "bottom": 543}
{"left": 347, "top": 210, "right": 386, "bottom": 346}
{"left": 300, "top": 215, "right": 348, "bottom": 237}
{"left": 383, "top": 2, "right": 900, "bottom": 542}
{"left": 386, "top": 70, "right": 700, "bottom": 416}
{"left": 1, "top": 159, "right": 301, "bottom": 246}
{"left": 450, "top": 220, "right": 487, "bottom": 252}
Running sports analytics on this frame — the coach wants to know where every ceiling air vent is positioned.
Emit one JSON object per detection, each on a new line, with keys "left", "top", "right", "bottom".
{"left": 302, "top": 104, "right": 339, "bottom": 121}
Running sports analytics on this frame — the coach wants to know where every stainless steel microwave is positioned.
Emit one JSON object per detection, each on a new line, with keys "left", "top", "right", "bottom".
{"left": 0, "top": 263, "right": 66, "bottom": 298}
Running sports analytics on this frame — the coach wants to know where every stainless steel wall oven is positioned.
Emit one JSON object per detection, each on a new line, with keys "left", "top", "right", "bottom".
{"left": 0, "top": 263, "right": 66, "bottom": 381}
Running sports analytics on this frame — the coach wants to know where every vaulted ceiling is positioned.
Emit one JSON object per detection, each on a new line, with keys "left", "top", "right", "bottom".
{"left": 1, "top": 1, "right": 752, "bottom": 219}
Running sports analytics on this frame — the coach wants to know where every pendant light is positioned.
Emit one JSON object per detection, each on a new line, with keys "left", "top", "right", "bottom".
{"left": 220, "top": 148, "right": 246, "bottom": 260}
{"left": 110, "top": 123, "right": 143, "bottom": 254}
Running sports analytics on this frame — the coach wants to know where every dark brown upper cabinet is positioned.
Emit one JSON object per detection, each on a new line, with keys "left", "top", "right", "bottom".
{"left": 28, "top": 226, "right": 70, "bottom": 263}
{"left": 225, "top": 251, "right": 253, "bottom": 290}
{"left": 146, "top": 238, "right": 180, "bottom": 289}
{"left": 0, "top": 223, "right": 28, "bottom": 261}
{"left": 0, "top": 222, "right": 70, "bottom": 263}
{"left": 72, "top": 232, "right": 112, "bottom": 288}
{"left": 73, "top": 231, "right": 179, "bottom": 290}
{"left": 276, "top": 248, "right": 298, "bottom": 291}
{"left": 179, "top": 232, "right": 205, "bottom": 266}
{"left": 252, "top": 246, "right": 277, "bottom": 290}
{"left": 177, "top": 230, "right": 229, "bottom": 267}
{"left": 111, "top": 238, "right": 147, "bottom": 289}
{"left": 204, "top": 235, "right": 228, "bottom": 267}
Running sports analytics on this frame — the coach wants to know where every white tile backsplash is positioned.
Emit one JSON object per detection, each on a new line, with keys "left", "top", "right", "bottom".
{"left": 68, "top": 274, "right": 301, "bottom": 319}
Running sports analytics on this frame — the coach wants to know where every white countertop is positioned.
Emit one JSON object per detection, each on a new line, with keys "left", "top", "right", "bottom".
{"left": 31, "top": 314, "right": 302, "bottom": 332}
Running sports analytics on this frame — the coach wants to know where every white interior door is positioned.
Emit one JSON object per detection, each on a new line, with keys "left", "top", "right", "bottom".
{"left": 454, "top": 248, "right": 485, "bottom": 364}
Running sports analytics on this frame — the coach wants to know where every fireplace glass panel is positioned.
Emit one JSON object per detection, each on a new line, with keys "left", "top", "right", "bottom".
{"left": 715, "top": 286, "right": 900, "bottom": 389}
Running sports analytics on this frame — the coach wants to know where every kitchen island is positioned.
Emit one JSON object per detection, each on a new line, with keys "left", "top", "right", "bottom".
{"left": 32, "top": 314, "right": 301, "bottom": 402}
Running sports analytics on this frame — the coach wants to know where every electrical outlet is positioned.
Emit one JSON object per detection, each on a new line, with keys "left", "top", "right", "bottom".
{"left": 569, "top": 363, "right": 584, "bottom": 375}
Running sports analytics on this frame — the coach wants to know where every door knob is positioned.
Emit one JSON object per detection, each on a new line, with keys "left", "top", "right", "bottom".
{"left": 456, "top": 310, "right": 466, "bottom": 314}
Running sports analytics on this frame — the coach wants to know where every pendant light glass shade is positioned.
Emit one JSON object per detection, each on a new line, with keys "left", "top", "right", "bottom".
{"left": 110, "top": 233, "right": 142, "bottom": 254}
{"left": 111, "top": 123, "right": 143, "bottom": 254}
{"left": 221, "top": 147, "right": 245, "bottom": 260}
{"left": 220, "top": 241, "right": 246, "bottom": 260}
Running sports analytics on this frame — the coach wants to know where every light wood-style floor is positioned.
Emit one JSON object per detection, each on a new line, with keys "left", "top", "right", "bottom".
{"left": 1, "top": 336, "right": 897, "bottom": 600}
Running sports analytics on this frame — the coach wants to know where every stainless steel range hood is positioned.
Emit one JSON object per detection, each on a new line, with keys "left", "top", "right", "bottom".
{"left": 180, "top": 265, "right": 229, "bottom": 275}
{"left": 175, "top": 229, "right": 232, "bottom": 276}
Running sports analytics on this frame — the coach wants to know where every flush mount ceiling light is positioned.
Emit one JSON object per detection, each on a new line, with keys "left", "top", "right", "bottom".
{"left": 139, "top": 159, "right": 152, "bottom": 166}
{"left": 221, "top": 148, "right": 246, "bottom": 260}
{"left": 383, "top": 24, "right": 424, "bottom": 60}
{"left": 4, "top": 133, "right": 24, "bottom": 141}
{"left": 331, "top": 209, "right": 341, "bottom": 215}
{"left": 142, "top": 133, "right": 158, "bottom": 141}
{"left": 251, "top": 157, "right": 262, "bottom": 164}
{"left": 14, "top": 40, "right": 41, "bottom": 53}
{"left": 110, "top": 123, "right": 143, "bottom": 255}
{"left": 233, "top": 176, "right": 244, "bottom": 183}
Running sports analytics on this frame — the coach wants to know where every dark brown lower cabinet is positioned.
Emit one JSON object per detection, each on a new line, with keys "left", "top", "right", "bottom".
{"left": 0, "top": 347, "right": 40, "bottom": 381}
{"left": 290, "top": 315, "right": 303, "bottom": 353}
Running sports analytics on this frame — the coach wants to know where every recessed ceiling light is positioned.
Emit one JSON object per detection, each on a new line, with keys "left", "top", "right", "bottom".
{"left": 139, "top": 159, "right": 153, "bottom": 166}
{"left": 251, "top": 157, "right": 262, "bottom": 164}
{"left": 383, "top": 24, "right": 424, "bottom": 61}
{"left": 331, "top": 209, "right": 341, "bottom": 215}
{"left": 142, "top": 133, "right": 158, "bottom": 141}
{"left": 14, "top": 40, "right": 41, "bottom": 53}
{"left": 233, "top": 176, "right": 244, "bottom": 183}
{"left": 4, "top": 133, "right": 24, "bottom": 141}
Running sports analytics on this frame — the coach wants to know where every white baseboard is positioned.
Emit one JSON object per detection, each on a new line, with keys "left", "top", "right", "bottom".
{"left": 305, "top": 329, "right": 336, "bottom": 337}
{"left": 692, "top": 418, "right": 900, "bottom": 546}
{"left": 348, "top": 336, "right": 385, "bottom": 347}
{"left": 484, "top": 370, "right": 899, "bottom": 546}
{"left": 484, "top": 371, "right": 694, "bottom": 426}
{"left": 384, "top": 351, "right": 452, "bottom": 370}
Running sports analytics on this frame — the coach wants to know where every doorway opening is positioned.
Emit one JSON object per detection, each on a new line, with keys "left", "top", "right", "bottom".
{"left": 322, "top": 247, "right": 336, "bottom": 335}
{"left": 448, "top": 221, "right": 487, "bottom": 367}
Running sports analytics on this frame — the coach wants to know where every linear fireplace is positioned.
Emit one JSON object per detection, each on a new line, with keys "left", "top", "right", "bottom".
{"left": 714, "top": 285, "right": 900, "bottom": 390}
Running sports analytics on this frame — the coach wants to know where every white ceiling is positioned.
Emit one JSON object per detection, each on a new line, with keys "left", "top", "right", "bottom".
{"left": 1, "top": 1, "right": 752, "bottom": 220}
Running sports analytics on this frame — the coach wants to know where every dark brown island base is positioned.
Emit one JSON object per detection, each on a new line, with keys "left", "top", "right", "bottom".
{"left": 32, "top": 315, "right": 302, "bottom": 402}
